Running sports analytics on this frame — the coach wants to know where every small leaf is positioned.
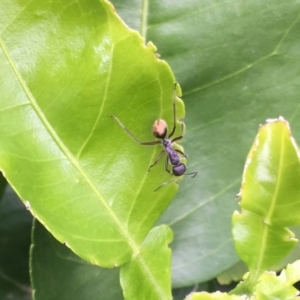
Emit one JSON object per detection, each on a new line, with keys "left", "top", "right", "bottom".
{"left": 232, "top": 118, "right": 300, "bottom": 284}
{"left": 120, "top": 225, "right": 173, "bottom": 300}
{"left": 217, "top": 261, "right": 247, "bottom": 285}
{"left": 253, "top": 260, "right": 300, "bottom": 299}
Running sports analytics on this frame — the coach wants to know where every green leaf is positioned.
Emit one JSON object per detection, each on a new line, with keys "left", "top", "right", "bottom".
{"left": 186, "top": 262, "right": 300, "bottom": 300}
{"left": 232, "top": 260, "right": 300, "bottom": 299}
{"left": 232, "top": 118, "right": 300, "bottom": 287}
{"left": 0, "top": 1, "right": 181, "bottom": 298}
{"left": 120, "top": 225, "right": 173, "bottom": 300}
{"left": 252, "top": 260, "right": 300, "bottom": 299}
{"left": 0, "top": 0, "right": 177, "bottom": 266}
{"left": 31, "top": 220, "right": 123, "bottom": 300}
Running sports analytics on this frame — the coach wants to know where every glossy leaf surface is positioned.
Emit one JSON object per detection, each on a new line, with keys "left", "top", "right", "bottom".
{"left": 232, "top": 118, "right": 300, "bottom": 282}
{"left": 0, "top": 0, "right": 178, "bottom": 268}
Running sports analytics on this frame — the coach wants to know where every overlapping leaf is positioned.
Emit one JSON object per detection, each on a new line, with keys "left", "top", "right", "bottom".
{"left": 188, "top": 261, "right": 300, "bottom": 299}
{"left": 232, "top": 118, "right": 300, "bottom": 288}
{"left": 252, "top": 260, "right": 300, "bottom": 299}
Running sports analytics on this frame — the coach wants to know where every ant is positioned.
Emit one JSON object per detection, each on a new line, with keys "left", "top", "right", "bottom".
{"left": 110, "top": 83, "right": 197, "bottom": 191}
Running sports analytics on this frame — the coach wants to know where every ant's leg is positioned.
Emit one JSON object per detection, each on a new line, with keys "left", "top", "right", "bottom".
{"left": 165, "top": 155, "right": 172, "bottom": 174}
{"left": 171, "top": 122, "right": 185, "bottom": 143}
{"left": 168, "top": 83, "right": 178, "bottom": 139}
{"left": 185, "top": 171, "right": 198, "bottom": 178}
{"left": 175, "top": 149, "right": 187, "bottom": 159}
{"left": 154, "top": 170, "right": 196, "bottom": 191}
{"left": 148, "top": 150, "right": 165, "bottom": 172}
{"left": 110, "top": 115, "right": 160, "bottom": 146}
{"left": 154, "top": 179, "right": 177, "bottom": 192}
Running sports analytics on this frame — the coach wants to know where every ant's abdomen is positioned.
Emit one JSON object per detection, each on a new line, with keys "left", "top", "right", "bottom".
{"left": 173, "top": 163, "right": 186, "bottom": 176}
{"left": 169, "top": 151, "right": 180, "bottom": 165}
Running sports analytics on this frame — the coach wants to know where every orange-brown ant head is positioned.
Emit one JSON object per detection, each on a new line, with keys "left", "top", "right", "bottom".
{"left": 152, "top": 119, "right": 168, "bottom": 139}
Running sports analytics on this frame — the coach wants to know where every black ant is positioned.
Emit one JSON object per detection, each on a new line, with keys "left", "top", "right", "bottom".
{"left": 110, "top": 83, "right": 197, "bottom": 191}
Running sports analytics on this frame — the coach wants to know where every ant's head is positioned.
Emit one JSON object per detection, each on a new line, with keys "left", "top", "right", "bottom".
{"left": 152, "top": 119, "right": 167, "bottom": 139}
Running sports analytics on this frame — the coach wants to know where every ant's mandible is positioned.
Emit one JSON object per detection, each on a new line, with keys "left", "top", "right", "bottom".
{"left": 110, "top": 83, "right": 197, "bottom": 191}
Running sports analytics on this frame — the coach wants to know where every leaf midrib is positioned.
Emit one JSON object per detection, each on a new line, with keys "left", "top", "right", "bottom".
{"left": 265, "top": 126, "right": 284, "bottom": 224}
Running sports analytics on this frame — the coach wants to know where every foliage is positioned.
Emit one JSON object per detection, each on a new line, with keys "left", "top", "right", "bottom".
{"left": 1, "top": 0, "right": 300, "bottom": 299}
